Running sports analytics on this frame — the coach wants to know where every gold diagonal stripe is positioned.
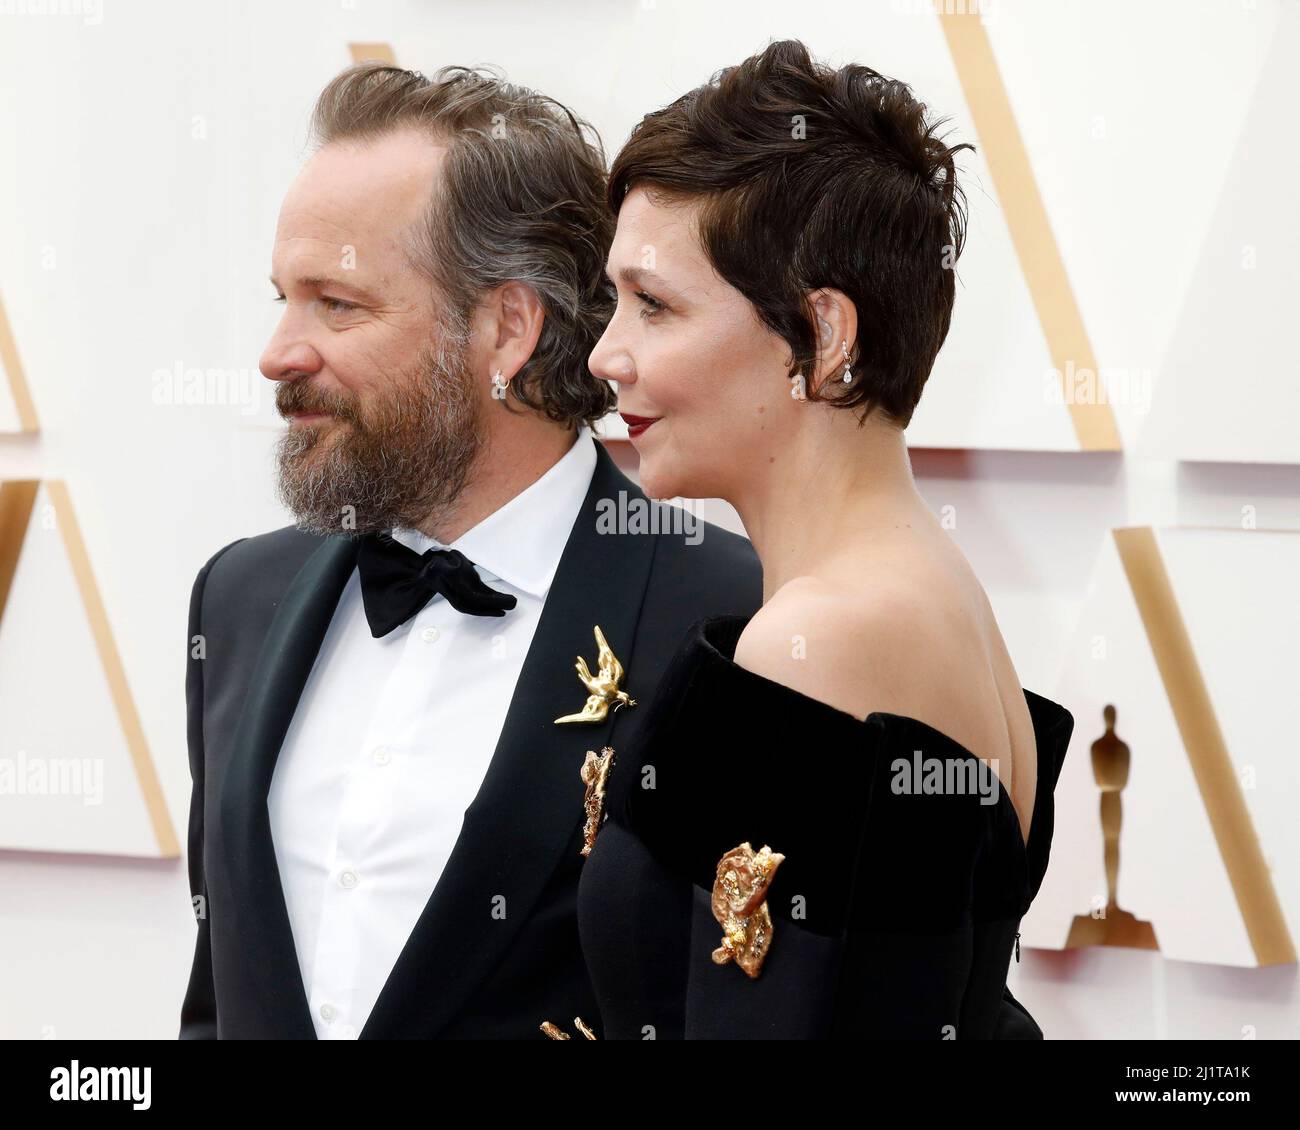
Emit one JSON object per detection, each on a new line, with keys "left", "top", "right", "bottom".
{"left": 940, "top": 13, "right": 1121, "bottom": 451}
{"left": 0, "top": 480, "right": 39, "bottom": 618}
{"left": 349, "top": 42, "right": 397, "bottom": 65}
{"left": 47, "top": 481, "right": 179, "bottom": 858}
{"left": 0, "top": 291, "right": 39, "bottom": 432}
{"left": 1114, "top": 526, "right": 1293, "bottom": 965}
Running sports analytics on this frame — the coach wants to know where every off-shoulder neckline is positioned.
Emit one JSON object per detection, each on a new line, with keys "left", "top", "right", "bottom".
{"left": 685, "top": 614, "right": 1070, "bottom": 860}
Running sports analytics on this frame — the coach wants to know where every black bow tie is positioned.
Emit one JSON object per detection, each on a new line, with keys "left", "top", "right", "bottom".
{"left": 356, "top": 532, "right": 517, "bottom": 638}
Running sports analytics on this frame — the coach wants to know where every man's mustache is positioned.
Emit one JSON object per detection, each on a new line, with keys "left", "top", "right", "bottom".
{"left": 275, "top": 381, "right": 361, "bottom": 424}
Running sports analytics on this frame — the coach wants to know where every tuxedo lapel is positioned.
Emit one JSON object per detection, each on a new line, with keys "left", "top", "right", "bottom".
{"left": 218, "top": 533, "right": 360, "bottom": 1039}
{"left": 360, "top": 440, "right": 658, "bottom": 1038}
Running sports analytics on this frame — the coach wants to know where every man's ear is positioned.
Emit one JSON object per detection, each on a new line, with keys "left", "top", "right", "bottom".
{"left": 487, "top": 280, "right": 546, "bottom": 382}
{"left": 805, "top": 288, "right": 858, "bottom": 396}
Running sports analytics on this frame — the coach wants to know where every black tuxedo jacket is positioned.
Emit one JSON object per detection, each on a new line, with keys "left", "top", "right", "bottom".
{"left": 179, "top": 438, "right": 763, "bottom": 1038}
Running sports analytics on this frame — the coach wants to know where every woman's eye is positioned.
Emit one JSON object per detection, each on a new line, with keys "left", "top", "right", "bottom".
{"left": 272, "top": 294, "right": 286, "bottom": 304}
{"left": 634, "top": 291, "right": 665, "bottom": 319}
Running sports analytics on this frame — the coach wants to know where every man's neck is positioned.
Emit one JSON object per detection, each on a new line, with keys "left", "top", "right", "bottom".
{"left": 414, "top": 420, "right": 580, "bottom": 544}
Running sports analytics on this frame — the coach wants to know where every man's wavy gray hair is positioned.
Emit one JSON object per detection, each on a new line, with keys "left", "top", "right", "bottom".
{"left": 309, "top": 62, "right": 616, "bottom": 428}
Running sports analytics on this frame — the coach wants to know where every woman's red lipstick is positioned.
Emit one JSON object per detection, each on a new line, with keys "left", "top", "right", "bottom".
{"left": 619, "top": 412, "right": 661, "bottom": 439}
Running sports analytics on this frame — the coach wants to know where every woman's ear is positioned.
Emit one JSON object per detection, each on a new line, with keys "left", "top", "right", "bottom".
{"left": 806, "top": 289, "right": 858, "bottom": 396}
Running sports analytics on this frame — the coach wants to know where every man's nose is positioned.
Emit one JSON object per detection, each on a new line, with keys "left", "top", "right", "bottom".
{"left": 259, "top": 320, "right": 323, "bottom": 383}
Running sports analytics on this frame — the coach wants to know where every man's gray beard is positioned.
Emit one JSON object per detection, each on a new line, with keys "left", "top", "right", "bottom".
{"left": 274, "top": 340, "right": 484, "bottom": 537}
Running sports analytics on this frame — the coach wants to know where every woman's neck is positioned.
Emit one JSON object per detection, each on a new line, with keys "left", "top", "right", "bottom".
{"left": 729, "top": 409, "right": 931, "bottom": 603}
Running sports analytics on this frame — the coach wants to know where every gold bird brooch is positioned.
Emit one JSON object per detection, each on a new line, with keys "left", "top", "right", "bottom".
{"left": 554, "top": 625, "right": 636, "bottom": 724}
{"left": 539, "top": 1017, "right": 598, "bottom": 1040}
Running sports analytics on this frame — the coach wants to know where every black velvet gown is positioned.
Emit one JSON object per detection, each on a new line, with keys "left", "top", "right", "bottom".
{"left": 576, "top": 614, "right": 1074, "bottom": 1040}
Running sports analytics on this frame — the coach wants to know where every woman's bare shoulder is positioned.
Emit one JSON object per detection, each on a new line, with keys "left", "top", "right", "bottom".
{"left": 735, "top": 542, "right": 1034, "bottom": 836}
{"left": 733, "top": 568, "right": 973, "bottom": 725}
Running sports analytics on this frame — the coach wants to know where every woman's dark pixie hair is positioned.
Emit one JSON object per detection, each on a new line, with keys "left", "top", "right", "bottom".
{"left": 607, "top": 39, "right": 974, "bottom": 426}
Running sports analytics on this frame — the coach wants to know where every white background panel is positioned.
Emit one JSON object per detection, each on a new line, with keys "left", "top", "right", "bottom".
{"left": 1163, "top": 527, "right": 1300, "bottom": 956}
{"left": 1029, "top": 530, "right": 1255, "bottom": 967}
{"left": 991, "top": 0, "right": 1280, "bottom": 454}
{"left": 1140, "top": 3, "right": 1300, "bottom": 465}
{"left": 0, "top": 484, "right": 156, "bottom": 856}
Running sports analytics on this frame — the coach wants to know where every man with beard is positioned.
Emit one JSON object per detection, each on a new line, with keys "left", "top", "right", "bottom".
{"left": 178, "top": 63, "right": 760, "bottom": 1039}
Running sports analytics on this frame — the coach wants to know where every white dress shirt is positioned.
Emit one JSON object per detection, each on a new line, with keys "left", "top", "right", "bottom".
{"left": 267, "top": 428, "right": 597, "bottom": 1039}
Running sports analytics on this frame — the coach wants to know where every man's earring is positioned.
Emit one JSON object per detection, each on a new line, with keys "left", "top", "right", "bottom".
{"left": 491, "top": 369, "right": 509, "bottom": 400}
{"left": 840, "top": 341, "right": 853, "bottom": 384}
{"left": 790, "top": 370, "right": 807, "bottom": 401}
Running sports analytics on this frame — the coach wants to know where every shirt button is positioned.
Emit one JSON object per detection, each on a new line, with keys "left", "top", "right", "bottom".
{"left": 371, "top": 745, "right": 391, "bottom": 766}
{"left": 319, "top": 1003, "right": 336, "bottom": 1022}
{"left": 339, "top": 868, "right": 360, "bottom": 889}
{"left": 420, "top": 626, "right": 441, "bottom": 643}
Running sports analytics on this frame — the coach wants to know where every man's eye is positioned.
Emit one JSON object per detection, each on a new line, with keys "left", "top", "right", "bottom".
{"left": 634, "top": 291, "right": 665, "bottom": 318}
{"left": 320, "top": 296, "right": 356, "bottom": 314}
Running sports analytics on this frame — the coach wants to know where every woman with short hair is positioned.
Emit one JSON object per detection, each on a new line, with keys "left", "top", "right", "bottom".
{"left": 575, "top": 38, "right": 1074, "bottom": 1040}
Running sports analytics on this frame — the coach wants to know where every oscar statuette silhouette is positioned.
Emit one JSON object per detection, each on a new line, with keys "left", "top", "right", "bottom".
{"left": 1066, "top": 704, "right": 1160, "bottom": 951}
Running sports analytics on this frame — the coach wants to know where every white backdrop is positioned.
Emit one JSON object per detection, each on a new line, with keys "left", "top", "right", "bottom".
{"left": 0, "top": 0, "right": 1297, "bottom": 1039}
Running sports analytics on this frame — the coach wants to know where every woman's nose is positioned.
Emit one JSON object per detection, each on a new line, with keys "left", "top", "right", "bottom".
{"left": 589, "top": 323, "right": 635, "bottom": 387}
